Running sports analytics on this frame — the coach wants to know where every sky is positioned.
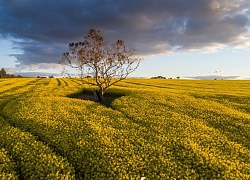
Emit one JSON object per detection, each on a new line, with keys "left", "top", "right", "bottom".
{"left": 0, "top": 0, "right": 249, "bottom": 79}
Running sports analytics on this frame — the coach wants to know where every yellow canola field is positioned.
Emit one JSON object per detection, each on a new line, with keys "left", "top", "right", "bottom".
{"left": 1, "top": 78, "right": 250, "bottom": 179}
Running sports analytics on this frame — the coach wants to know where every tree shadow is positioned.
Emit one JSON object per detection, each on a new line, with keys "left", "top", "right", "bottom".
{"left": 67, "top": 88, "right": 125, "bottom": 107}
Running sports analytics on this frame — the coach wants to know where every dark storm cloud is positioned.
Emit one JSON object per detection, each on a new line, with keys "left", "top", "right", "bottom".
{"left": 0, "top": 0, "right": 249, "bottom": 69}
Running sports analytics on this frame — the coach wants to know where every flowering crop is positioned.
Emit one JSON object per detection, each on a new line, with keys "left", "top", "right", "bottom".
{"left": 0, "top": 147, "right": 18, "bottom": 179}
{"left": 0, "top": 78, "right": 36, "bottom": 95}
{"left": 1, "top": 78, "right": 250, "bottom": 179}
{"left": 112, "top": 92, "right": 250, "bottom": 179}
{"left": 4, "top": 97, "right": 154, "bottom": 179}
{"left": 0, "top": 117, "right": 76, "bottom": 179}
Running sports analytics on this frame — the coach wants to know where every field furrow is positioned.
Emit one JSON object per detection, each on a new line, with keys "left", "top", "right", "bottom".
{"left": 0, "top": 78, "right": 250, "bottom": 179}
{"left": 0, "top": 117, "right": 75, "bottom": 179}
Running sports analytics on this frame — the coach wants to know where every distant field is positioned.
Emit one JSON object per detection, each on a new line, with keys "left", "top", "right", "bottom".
{"left": 0, "top": 78, "right": 250, "bottom": 179}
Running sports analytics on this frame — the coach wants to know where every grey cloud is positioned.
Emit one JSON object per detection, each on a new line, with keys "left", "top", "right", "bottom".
{"left": 0, "top": 0, "right": 249, "bottom": 69}
{"left": 213, "top": 70, "right": 223, "bottom": 73}
{"left": 10, "top": 40, "right": 66, "bottom": 65}
{"left": 14, "top": 71, "right": 60, "bottom": 77}
{"left": 187, "top": 75, "right": 241, "bottom": 80}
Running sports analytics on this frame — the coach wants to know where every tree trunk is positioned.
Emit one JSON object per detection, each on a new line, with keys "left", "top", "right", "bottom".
{"left": 96, "top": 89, "right": 104, "bottom": 101}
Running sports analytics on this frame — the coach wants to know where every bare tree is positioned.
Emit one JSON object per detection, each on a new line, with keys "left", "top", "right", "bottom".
{"left": 60, "top": 29, "right": 142, "bottom": 101}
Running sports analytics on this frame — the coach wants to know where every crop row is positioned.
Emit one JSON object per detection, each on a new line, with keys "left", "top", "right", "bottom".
{"left": 112, "top": 92, "right": 250, "bottom": 179}
{"left": 0, "top": 96, "right": 214, "bottom": 179}
{"left": 0, "top": 146, "right": 18, "bottom": 179}
{"left": 3, "top": 97, "right": 150, "bottom": 179}
{"left": 22, "top": 78, "right": 83, "bottom": 98}
{"left": 119, "top": 79, "right": 250, "bottom": 96}
{"left": 1, "top": 78, "right": 250, "bottom": 179}
{"left": 0, "top": 78, "right": 83, "bottom": 101}
{"left": 0, "top": 78, "right": 38, "bottom": 95}
{"left": 0, "top": 117, "right": 75, "bottom": 179}
{"left": 5, "top": 94, "right": 250, "bottom": 179}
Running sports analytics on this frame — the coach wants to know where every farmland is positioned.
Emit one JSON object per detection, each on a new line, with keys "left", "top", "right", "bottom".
{"left": 0, "top": 78, "right": 250, "bottom": 179}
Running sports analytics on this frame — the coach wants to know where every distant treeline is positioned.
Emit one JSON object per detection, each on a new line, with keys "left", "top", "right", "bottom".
{"left": 0, "top": 68, "right": 22, "bottom": 78}
{"left": 37, "top": 76, "right": 54, "bottom": 78}
{"left": 151, "top": 75, "right": 180, "bottom": 79}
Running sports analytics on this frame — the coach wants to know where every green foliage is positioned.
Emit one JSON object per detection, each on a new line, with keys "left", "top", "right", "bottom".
{"left": 0, "top": 68, "right": 22, "bottom": 78}
{"left": 0, "top": 68, "right": 6, "bottom": 78}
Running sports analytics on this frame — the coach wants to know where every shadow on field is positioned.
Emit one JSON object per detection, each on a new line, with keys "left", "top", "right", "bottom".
{"left": 67, "top": 88, "right": 125, "bottom": 107}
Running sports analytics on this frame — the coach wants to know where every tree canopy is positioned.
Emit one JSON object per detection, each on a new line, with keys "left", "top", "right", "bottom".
{"left": 0, "top": 68, "right": 22, "bottom": 78}
{"left": 0, "top": 68, "right": 6, "bottom": 78}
